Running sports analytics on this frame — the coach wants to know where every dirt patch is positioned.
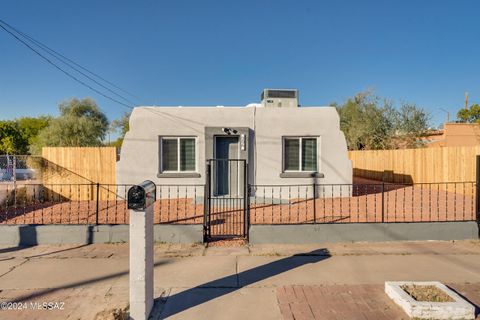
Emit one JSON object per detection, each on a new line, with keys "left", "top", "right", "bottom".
{"left": 94, "top": 305, "right": 129, "bottom": 320}
{"left": 401, "top": 284, "right": 454, "bottom": 302}
{"left": 207, "top": 238, "right": 247, "bottom": 247}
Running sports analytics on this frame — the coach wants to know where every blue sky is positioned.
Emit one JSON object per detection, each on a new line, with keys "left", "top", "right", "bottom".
{"left": 1, "top": 0, "right": 479, "bottom": 127}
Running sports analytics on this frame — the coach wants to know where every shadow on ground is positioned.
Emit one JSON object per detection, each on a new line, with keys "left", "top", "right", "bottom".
{"left": 154, "top": 248, "right": 331, "bottom": 319}
{"left": 0, "top": 246, "right": 29, "bottom": 255}
{"left": 448, "top": 286, "right": 480, "bottom": 318}
{"left": 10, "top": 260, "right": 170, "bottom": 303}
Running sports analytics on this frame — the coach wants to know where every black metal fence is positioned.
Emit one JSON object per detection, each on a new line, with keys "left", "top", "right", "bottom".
{"left": 250, "top": 182, "right": 477, "bottom": 224}
{"left": 0, "top": 183, "right": 204, "bottom": 225}
{"left": 0, "top": 181, "right": 478, "bottom": 225}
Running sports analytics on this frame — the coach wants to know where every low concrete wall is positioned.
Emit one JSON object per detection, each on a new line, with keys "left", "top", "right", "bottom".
{"left": 249, "top": 222, "right": 479, "bottom": 244}
{"left": 154, "top": 224, "right": 203, "bottom": 244}
{"left": 0, "top": 224, "right": 203, "bottom": 246}
{"left": 1, "top": 222, "right": 476, "bottom": 245}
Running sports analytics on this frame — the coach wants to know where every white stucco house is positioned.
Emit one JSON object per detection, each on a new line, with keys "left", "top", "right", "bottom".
{"left": 117, "top": 89, "right": 352, "bottom": 196}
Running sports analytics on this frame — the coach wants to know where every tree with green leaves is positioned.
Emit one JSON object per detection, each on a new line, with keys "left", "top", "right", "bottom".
{"left": 31, "top": 98, "right": 109, "bottom": 154}
{"left": 16, "top": 116, "right": 51, "bottom": 146}
{"left": 394, "top": 102, "right": 430, "bottom": 148}
{"left": 0, "top": 121, "right": 28, "bottom": 154}
{"left": 336, "top": 91, "right": 430, "bottom": 150}
{"left": 457, "top": 104, "right": 480, "bottom": 123}
{"left": 336, "top": 91, "right": 396, "bottom": 150}
{"left": 109, "top": 111, "right": 130, "bottom": 148}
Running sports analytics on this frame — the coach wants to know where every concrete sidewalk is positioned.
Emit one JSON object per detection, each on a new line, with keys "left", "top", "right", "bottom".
{"left": 0, "top": 240, "right": 479, "bottom": 319}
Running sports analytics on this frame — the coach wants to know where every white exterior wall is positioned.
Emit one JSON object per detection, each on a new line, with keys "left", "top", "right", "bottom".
{"left": 116, "top": 105, "right": 352, "bottom": 187}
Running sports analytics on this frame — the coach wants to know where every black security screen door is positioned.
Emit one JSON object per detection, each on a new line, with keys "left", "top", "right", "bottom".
{"left": 204, "top": 159, "right": 248, "bottom": 241}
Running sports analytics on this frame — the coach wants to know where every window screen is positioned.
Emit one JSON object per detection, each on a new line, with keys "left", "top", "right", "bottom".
{"left": 284, "top": 138, "right": 300, "bottom": 171}
{"left": 162, "top": 139, "right": 178, "bottom": 171}
{"left": 161, "top": 137, "right": 196, "bottom": 172}
{"left": 283, "top": 137, "right": 317, "bottom": 172}
{"left": 302, "top": 138, "right": 317, "bottom": 171}
{"left": 180, "top": 138, "right": 195, "bottom": 171}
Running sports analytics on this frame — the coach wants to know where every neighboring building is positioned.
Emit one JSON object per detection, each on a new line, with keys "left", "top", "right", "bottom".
{"left": 424, "top": 123, "right": 480, "bottom": 147}
{"left": 117, "top": 89, "right": 352, "bottom": 196}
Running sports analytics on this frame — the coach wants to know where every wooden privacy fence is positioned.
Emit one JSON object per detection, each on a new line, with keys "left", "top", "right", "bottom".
{"left": 348, "top": 146, "right": 480, "bottom": 194}
{"left": 41, "top": 147, "right": 117, "bottom": 201}
{"left": 32, "top": 146, "right": 480, "bottom": 200}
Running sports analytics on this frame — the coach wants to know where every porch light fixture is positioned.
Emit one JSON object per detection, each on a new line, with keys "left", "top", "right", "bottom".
{"left": 222, "top": 127, "right": 237, "bottom": 135}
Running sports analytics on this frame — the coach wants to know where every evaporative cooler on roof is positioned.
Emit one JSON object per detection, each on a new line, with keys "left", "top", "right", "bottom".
{"left": 261, "top": 89, "right": 299, "bottom": 108}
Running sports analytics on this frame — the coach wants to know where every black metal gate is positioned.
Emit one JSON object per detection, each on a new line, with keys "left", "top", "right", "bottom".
{"left": 204, "top": 159, "right": 248, "bottom": 241}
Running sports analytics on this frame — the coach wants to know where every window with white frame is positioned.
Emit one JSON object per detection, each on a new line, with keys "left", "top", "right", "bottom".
{"left": 283, "top": 137, "right": 318, "bottom": 172}
{"left": 161, "top": 137, "right": 196, "bottom": 172}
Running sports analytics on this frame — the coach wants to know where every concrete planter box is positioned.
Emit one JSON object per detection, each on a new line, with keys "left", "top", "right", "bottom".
{"left": 385, "top": 281, "right": 475, "bottom": 319}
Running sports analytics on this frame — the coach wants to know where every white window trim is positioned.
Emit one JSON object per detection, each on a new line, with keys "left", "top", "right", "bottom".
{"left": 160, "top": 137, "right": 197, "bottom": 173}
{"left": 282, "top": 136, "right": 319, "bottom": 173}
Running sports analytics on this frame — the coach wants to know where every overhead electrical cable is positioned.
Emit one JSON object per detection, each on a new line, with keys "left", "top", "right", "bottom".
{"left": 0, "top": 19, "right": 137, "bottom": 110}
{"left": 0, "top": 19, "right": 197, "bottom": 126}
{"left": 0, "top": 19, "right": 145, "bottom": 105}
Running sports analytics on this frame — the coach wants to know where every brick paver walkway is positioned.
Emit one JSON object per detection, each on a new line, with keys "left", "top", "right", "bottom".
{"left": 277, "top": 284, "right": 480, "bottom": 320}
{"left": 449, "top": 283, "right": 480, "bottom": 320}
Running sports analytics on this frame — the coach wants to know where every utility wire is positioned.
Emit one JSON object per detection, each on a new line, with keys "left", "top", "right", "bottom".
{"left": 0, "top": 19, "right": 181, "bottom": 126}
{"left": 0, "top": 20, "right": 205, "bottom": 127}
{"left": 0, "top": 19, "right": 134, "bottom": 110}
{"left": 0, "top": 19, "right": 145, "bottom": 105}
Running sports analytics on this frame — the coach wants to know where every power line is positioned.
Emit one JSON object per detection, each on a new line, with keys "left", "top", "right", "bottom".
{"left": 0, "top": 20, "right": 201, "bottom": 127}
{"left": 0, "top": 19, "right": 178, "bottom": 125}
{"left": 0, "top": 19, "right": 145, "bottom": 105}
{"left": 0, "top": 19, "right": 134, "bottom": 110}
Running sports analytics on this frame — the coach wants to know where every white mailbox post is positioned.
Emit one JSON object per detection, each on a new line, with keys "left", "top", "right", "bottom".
{"left": 128, "top": 181, "right": 156, "bottom": 320}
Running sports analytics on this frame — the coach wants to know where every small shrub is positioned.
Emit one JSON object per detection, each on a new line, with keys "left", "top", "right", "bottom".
{"left": 1, "top": 187, "right": 36, "bottom": 207}
{"left": 94, "top": 305, "right": 129, "bottom": 320}
{"left": 401, "top": 285, "right": 454, "bottom": 302}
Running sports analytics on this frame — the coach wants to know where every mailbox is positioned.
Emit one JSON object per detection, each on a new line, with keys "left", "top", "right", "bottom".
{"left": 127, "top": 180, "right": 156, "bottom": 211}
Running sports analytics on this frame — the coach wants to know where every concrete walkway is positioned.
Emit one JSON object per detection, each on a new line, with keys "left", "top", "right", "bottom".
{"left": 0, "top": 240, "right": 479, "bottom": 319}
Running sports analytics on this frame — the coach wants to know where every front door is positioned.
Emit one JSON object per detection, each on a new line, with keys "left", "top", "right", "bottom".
{"left": 214, "top": 136, "right": 239, "bottom": 196}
